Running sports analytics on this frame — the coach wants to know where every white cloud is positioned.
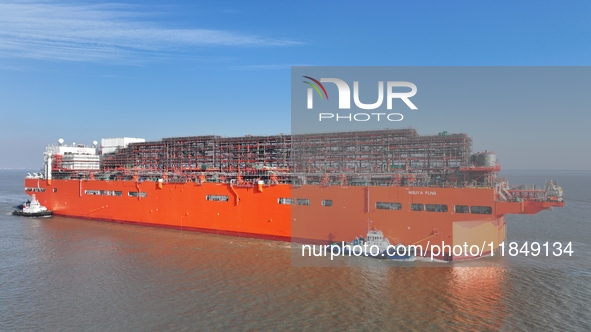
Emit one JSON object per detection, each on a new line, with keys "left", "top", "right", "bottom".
{"left": 0, "top": 1, "right": 299, "bottom": 63}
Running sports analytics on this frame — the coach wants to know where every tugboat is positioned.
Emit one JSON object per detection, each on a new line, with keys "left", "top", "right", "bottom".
{"left": 12, "top": 194, "right": 53, "bottom": 218}
{"left": 332, "top": 224, "right": 414, "bottom": 260}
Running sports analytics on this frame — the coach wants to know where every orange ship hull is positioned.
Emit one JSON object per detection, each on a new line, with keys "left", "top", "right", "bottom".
{"left": 24, "top": 178, "right": 563, "bottom": 260}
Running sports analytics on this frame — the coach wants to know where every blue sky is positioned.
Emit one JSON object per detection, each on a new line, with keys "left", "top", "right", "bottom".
{"left": 1, "top": 0, "right": 590, "bottom": 169}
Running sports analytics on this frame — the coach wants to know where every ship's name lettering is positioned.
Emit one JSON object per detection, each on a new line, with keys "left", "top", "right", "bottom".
{"left": 407, "top": 190, "right": 436, "bottom": 195}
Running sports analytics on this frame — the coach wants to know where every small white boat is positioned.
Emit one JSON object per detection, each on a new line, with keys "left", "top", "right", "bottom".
{"left": 332, "top": 227, "right": 414, "bottom": 259}
{"left": 13, "top": 194, "right": 53, "bottom": 218}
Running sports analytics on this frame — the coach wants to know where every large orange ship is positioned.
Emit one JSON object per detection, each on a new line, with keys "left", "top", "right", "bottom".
{"left": 23, "top": 129, "right": 564, "bottom": 260}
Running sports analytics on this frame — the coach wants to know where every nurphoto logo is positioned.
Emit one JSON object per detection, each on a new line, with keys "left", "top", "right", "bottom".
{"left": 302, "top": 76, "right": 418, "bottom": 122}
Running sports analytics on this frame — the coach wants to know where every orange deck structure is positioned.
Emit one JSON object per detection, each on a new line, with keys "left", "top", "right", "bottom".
{"left": 23, "top": 129, "right": 564, "bottom": 260}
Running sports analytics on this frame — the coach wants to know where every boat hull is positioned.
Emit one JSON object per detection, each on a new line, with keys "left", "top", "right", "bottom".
{"left": 12, "top": 210, "right": 54, "bottom": 218}
{"left": 24, "top": 177, "right": 557, "bottom": 260}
